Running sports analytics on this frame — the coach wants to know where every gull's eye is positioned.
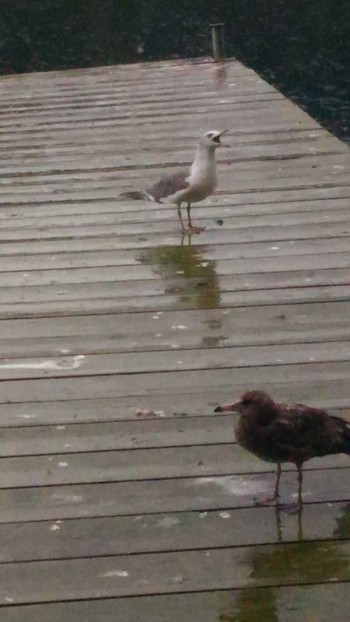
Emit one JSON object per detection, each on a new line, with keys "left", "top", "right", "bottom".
{"left": 207, "top": 132, "right": 214, "bottom": 138}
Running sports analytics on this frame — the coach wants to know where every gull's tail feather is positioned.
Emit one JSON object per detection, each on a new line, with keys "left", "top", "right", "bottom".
{"left": 331, "top": 415, "right": 350, "bottom": 454}
{"left": 120, "top": 190, "right": 153, "bottom": 201}
{"left": 346, "top": 424, "right": 350, "bottom": 454}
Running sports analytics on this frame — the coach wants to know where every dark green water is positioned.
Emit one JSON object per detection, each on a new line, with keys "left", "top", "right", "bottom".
{"left": 0, "top": 0, "right": 349, "bottom": 142}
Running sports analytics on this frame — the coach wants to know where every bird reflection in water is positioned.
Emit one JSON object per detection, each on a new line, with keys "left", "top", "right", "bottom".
{"left": 217, "top": 502, "right": 350, "bottom": 622}
{"left": 138, "top": 236, "right": 221, "bottom": 310}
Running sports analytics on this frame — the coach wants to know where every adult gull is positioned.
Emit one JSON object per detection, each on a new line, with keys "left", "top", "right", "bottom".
{"left": 120, "top": 130, "right": 228, "bottom": 234}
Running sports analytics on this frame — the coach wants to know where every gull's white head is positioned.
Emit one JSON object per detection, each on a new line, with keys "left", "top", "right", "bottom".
{"left": 199, "top": 129, "right": 229, "bottom": 149}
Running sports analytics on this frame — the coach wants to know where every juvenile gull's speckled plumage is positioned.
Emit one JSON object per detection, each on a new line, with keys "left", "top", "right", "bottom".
{"left": 215, "top": 390, "right": 350, "bottom": 508}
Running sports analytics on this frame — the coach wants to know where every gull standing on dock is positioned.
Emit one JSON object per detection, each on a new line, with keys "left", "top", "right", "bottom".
{"left": 215, "top": 390, "right": 350, "bottom": 509}
{"left": 120, "top": 130, "right": 228, "bottom": 234}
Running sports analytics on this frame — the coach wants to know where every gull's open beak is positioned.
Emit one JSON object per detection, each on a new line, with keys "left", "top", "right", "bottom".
{"left": 218, "top": 129, "right": 229, "bottom": 147}
{"left": 214, "top": 399, "right": 241, "bottom": 413}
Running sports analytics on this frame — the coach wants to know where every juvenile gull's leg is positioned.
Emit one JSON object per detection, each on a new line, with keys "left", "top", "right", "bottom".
{"left": 254, "top": 464, "right": 282, "bottom": 506}
{"left": 297, "top": 463, "right": 303, "bottom": 510}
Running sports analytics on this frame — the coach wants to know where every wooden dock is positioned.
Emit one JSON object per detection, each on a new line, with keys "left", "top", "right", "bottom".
{"left": 0, "top": 57, "right": 349, "bottom": 620}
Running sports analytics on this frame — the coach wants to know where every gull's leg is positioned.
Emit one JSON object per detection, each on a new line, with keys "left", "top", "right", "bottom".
{"left": 284, "top": 462, "right": 304, "bottom": 515}
{"left": 177, "top": 202, "right": 186, "bottom": 233}
{"left": 297, "top": 464, "right": 303, "bottom": 511}
{"left": 274, "top": 463, "right": 282, "bottom": 500}
{"left": 254, "top": 463, "right": 281, "bottom": 506}
{"left": 185, "top": 202, "right": 205, "bottom": 234}
{"left": 187, "top": 203, "right": 193, "bottom": 228}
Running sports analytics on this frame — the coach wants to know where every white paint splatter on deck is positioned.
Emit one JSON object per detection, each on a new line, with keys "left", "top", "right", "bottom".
{"left": 158, "top": 516, "right": 180, "bottom": 528}
{"left": 0, "top": 355, "right": 85, "bottom": 371}
{"left": 193, "top": 475, "right": 269, "bottom": 496}
{"left": 102, "top": 570, "right": 129, "bottom": 578}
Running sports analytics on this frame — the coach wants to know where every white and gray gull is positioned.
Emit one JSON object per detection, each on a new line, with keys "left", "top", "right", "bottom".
{"left": 120, "top": 130, "right": 228, "bottom": 234}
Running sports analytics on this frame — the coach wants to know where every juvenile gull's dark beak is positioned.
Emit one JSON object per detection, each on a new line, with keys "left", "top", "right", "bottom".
{"left": 214, "top": 399, "right": 241, "bottom": 413}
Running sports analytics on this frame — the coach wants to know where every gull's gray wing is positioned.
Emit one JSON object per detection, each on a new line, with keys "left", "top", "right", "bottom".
{"left": 147, "top": 169, "right": 190, "bottom": 202}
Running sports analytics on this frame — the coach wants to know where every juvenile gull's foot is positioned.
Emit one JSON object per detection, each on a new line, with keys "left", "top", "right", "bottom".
{"left": 183, "top": 226, "right": 206, "bottom": 235}
{"left": 253, "top": 495, "right": 280, "bottom": 507}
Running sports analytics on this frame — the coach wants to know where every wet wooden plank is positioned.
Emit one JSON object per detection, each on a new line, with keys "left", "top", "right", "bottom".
{"left": 0, "top": 221, "right": 348, "bottom": 249}
{"left": 0, "top": 380, "right": 349, "bottom": 428}
{"left": 0, "top": 267, "right": 348, "bottom": 308}
{"left": 1, "top": 169, "right": 349, "bottom": 198}
{"left": 0, "top": 468, "right": 348, "bottom": 524}
{"left": 1, "top": 340, "right": 350, "bottom": 381}
{"left": 0, "top": 540, "right": 349, "bottom": 605}
{"left": 0, "top": 360, "right": 349, "bottom": 403}
{"left": 0, "top": 284, "right": 348, "bottom": 320}
{"left": 0, "top": 194, "right": 349, "bottom": 224}
{"left": 1, "top": 583, "right": 349, "bottom": 622}
{"left": 0, "top": 415, "right": 234, "bottom": 457}
{"left": 0, "top": 127, "right": 331, "bottom": 157}
{"left": 0, "top": 442, "right": 349, "bottom": 490}
{"left": 0, "top": 279, "right": 347, "bottom": 324}
{"left": 3, "top": 182, "right": 350, "bottom": 210}
{"left": 0, "top": 94, "right": 285, "bottom": 121}
{"left": 0, "top": 97, "right": 318, "bottom": 130}
{"left": 0, "top": 238, "right": 348, "bottom": 275}
{"left": 0, "top": 128, "right": 330, "bottom": 159}
{"left": 0, "top": 145, "right": 347, "bottom": 178}
{"left": 1, "top": 188, "right": 349, "bottom": 225}
{"left": 0, "top": 501, "right": 348, "bottom": 563}
{"left": 0, "top": 90, "right": 281, "bottom": 114}
{"left": 0, "top": 253, "right": 348, "bottom": 290}
{"left": 0, "top": 301, "right": 349, "bottom": 359}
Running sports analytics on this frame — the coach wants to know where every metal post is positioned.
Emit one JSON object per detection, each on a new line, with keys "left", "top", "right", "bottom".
{"left": 211, "top": 23, "right": 225, "bottom": 62}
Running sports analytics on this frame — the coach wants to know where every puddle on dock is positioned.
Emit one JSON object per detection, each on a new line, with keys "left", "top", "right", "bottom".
{"left": 138, "top": 238, "right": 221, "bottom": 309}
{"left": 217, "top": 501, "right": 350, "bottom": 622}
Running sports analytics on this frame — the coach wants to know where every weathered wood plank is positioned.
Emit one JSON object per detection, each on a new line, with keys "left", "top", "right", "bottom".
{"left": 2, "top": 137, "right": 349, "bottom": 174}
{"left": 0, "top": 284, "right": 348, "bottom": 319}
{"left": 0, "top": 360, "right": 349, "bottom": 404}
{"left": 0, "top": 301, "right": 349, "bottom": 359}
{"left": 0, "top": 127, "right": 331, "bottom": 156}
{"left": 0, "top": 270, "right": 347, "bottom": 315}
{"left": 0, "top": 127, "right": 329, "bottom": 156}
{"left": 0, "top": 469, "right": 348, "bottom": 524}
{"left": 0, "top": 443, "right": 348, "bottom": 490}
{"left": 0, "top": 382, "right": 348, "bottom": 429}
{"left": 0, "top": 221, "right": 349, "bottom": 250}
{"left": 2, "top": 193, "right": 350, "bottom": 224}
{"left": 0, "top": 236, "right": 348, "bottom": 269}
{"left": 2, "top": 415, "right": 235, "bottom": 456}
{"left": 0, "top": 501, "right": 348, "bottom": 563}
{"left": 0, "top": 340, "right": 350, "bottom": 381}
{"left": 0, "top": 407, "right": 348, "bottom": 458}
{"left": 1, "top": 167, "right": 349, "bottom": 195}
{"left": 0, "top": 90, "right": 281, "bottom": 114}
{"left": 0, "top": 253, "right": 349, "bottom": 290}
{"left": 3, "top": 182, "right": 350, "bottom": 209}
{"left": 0, "top": 540, "right": 349, "bottom": 605}
{"left": 1, "top": 584, "right": 349, "bottom": 622}
{"left": 0, "top": 206, "right": 349, "bottom": 238}
{"left": 0, "top": 92, "right": 284, "bottom": 118}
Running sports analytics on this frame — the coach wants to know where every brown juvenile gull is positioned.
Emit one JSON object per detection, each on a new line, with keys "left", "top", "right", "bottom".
{"left": 120, "top": 130, "right": 228, "bottom": 234}
{"left": 215, "top": 390, "right": 350, "bottom": 509}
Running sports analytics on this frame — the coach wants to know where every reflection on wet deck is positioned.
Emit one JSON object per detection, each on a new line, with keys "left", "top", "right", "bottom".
{"left": 0, "top": 58, "right": 349, "bottom": 620}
